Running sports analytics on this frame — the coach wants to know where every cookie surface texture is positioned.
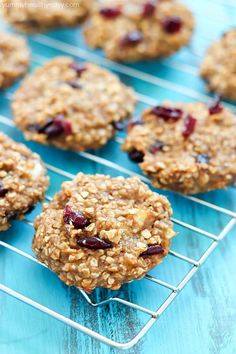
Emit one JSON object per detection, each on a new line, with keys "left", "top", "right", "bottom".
{"left": 200, "top": 29, "right": 236, "bottom": 101}
{"left": 2, "top": 0, "right": 92, "bottom": 32}
{"left": 0, "top": 133, "right": 49, "bottom": 231}
{"left": 13, "top": 57, "right": 136, "bottom": 151}
{"left": 33, "top": 173, "right": 174, "bottom": 292}
{"left": 84, "top": 0, "right": 194, "bottom": 61}
{"left": 0, "top": 30, "right": 30, "bottom": 89}
{"left": 123, "top": 101, "right": 236, "bottom": 194}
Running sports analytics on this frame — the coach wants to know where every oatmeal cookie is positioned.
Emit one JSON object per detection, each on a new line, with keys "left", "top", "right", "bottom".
{"left": 0, "top": 132, "right": 49, "bottom": 231}
{"left": 123, "top": 100, "right": 236, "bottom": 194}
{"left": 0, "top": 31, "right": 30, "bottom": 89}
{"left": 200, "top": 29, "right": 236, "bottom": 101}
{"left": 1, "top": 0, "right": 92, "bottom": 32}
{"left": 13, "top": 57, "right": 136, "bottom": 151}
{"left": 84, "top": 0, "right": 194, "bottom": 62}
{"left": 32, "top": 173, "right": 174, "bottom": 292}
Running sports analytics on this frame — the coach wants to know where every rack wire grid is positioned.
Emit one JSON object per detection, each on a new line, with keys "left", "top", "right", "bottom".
{"left": 0, "top": 0, "right": 236, "bottom": 351}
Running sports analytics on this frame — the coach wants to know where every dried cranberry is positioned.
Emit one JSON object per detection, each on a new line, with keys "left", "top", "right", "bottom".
{"left": 141, "top": 245, "right": 164, "bottom": 256}
{"left": 69, "top": 62, "right": 87, "bottom": 76}
{"left": 99, "top": 7, "right": 122, "bottom": 19}
{"left": 61, "top": 120, "right": 73, "bottom": 135}
{"left": 41, "top": 120, "right": 64, "bottom": 137}
{"left": 63, "top": 205, "right": 90, "bottom": 229}
{"left": 150, "top": 140, "right": 165, "bottom": 153}
{"left": 142, "top": 1, "right": 156, "bottom": 17}
{"left": 196, "top": 154, "right": 210, "bottom": 164}
{"left": 66, "top": 80, "right": 82, "bottom": 89}
{"left": 162, "top": 16, "right": 183, "bottom": 34}
{"left": 128, "top": 149, "right": 144, "bottom": 163}
{"left": 77, "top": 236, "right": 112, "bottom": 250}
{"left": 37, "top": 120, "right": 52, "bottom": 133}
{"left": 151, "top": 106, "right": 183, "bottom": 121}
{"left": 182, "top": 115, "right": 197, "bottom": 138}
{"left": 208, "top": 96, "right": 223, "bottom": 115}
{"left": 128, "top": 116, "right": 143, "bottom": 131}
{"left": 120, "top": 31, "right": 144, "bottom": 47}
{"left": 39, "top": 114, "right": 72, "bottom": 138}
{"left": 0, "top": 183, "right": 8, "bottom": 197}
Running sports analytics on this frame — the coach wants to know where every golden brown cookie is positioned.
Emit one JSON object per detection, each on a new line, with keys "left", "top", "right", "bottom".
{"left": 13, "top": 57, "right": 136, "bottom": 151}
{"left": 1, "top": 0, "right": 92, "bottom": 32}
{"left": 84, "top": 0, "right": 194, "bottom": 62}
{"left": 200, "top": 29, "right": 236, "bottom": 101}
{"left": 0, "top": 133, "right": 49, "bottom": 231}
{"left": 123, "top": 100, "right": 236, "bottom": 194}
{"left": 33, "top": 173, "right": 174, "bottom": 292}
{"left": 0, "top": 31, "right": 30, "bottom": 89}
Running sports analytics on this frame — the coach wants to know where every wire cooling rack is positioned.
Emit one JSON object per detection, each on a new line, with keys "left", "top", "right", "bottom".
{"left": 0, "top": 0, "right": 236, "bottom": 350}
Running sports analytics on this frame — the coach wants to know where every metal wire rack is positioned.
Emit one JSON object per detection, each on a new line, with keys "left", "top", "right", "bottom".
{"left": 0, "top": 0, "right": 236, "bottom": 350}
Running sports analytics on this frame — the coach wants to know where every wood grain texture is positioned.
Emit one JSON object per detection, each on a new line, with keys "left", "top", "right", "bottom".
{"left": 0, "top": 0, "right": 236, "bottom": 353}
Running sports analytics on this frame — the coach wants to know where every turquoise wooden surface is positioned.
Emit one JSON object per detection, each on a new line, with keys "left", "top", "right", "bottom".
{"left": 0, "top": 0, "right": 236, "bottom": 353}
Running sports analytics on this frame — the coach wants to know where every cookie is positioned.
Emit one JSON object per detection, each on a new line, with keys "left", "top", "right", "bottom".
{"left": 32, "top": 173, "right": 174, "bottom": 292}
{"left": 0, "top": 133, "right": 49, "bottom": 231}
{"left": 12, "top": 57, "right": 136, "bottom": 151}
{"left": 200, "top": 29, "right": 236, "bottom": 101}
{"left": 123, "top": 100, "right": 236, "bottom": 194}
{"left": 0, "top": 31, "right": 30, "bottom": 89}
{"left": 84, "top": 0, "right": 194, "bottom": 62}
{"left": 1, "top": 0, "right": 92, "bottom": 32}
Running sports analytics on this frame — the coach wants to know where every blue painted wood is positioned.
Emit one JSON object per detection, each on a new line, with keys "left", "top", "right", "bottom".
{"left": 0, "top": 1, "right": 236, "bottom": 353}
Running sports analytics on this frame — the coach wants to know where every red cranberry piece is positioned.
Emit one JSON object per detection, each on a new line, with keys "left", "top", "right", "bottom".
{"left": 150, "top": 140, "right": 165, "bottom": 154}
{"left": 99, "top": 7, "right": 122, "bottom": 19}
{"left": 66, "top": 80, "right": 82, "bottom": 89}
{"left": 128, "top": 149, "right": 144, "bottom": 163}
{"left": 208, "top": 96, "right": 224, "bottom": 115}
{"left": 63, "top": 205, "right": 90, "bottom": 229}
{"left": 41, "top": 119, "right": 64, "bottom": 138}
{"left": 69, "top": 62, "right": 87, "bottom": 76}
{"left": 39, "top": 115, "right": 72, "bottom": 138}
{"left": 141, "top": 245, "right": 164, "bottom": 256}
{"left": 196, "top": 154, "right": 210, "bottom": 164}
{"left": 77, "top": 236, "right": 112, "bottom": 250}
{"left": 0, "top": 183, "right": 8, "bottom": 197}
{"left": 62, "top": 121, "right": 73, "bottom": 135}
{"left": 54, "top": 115, "right": 72, "bottom": 135}
{"left": 182, "top": 115, "right": 197, "bottom": 138}
{"left": 120, "top": 31, "right": 144, "bottom": 47}
{"left": 151, "top": 106, "right": 183, "bottom": 121}
{"left": 142, "top": 1, "right": 156, "bottom": 17}
{"left": 38, "top": 120, "right": 53, "bottom": 133}
{"left": 162, "top": 16, "right": 183, "bottom": 34}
